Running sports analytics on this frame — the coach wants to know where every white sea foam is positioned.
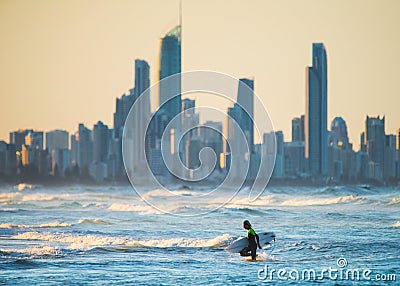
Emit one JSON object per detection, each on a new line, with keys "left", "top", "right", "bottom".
{"left": 141, "top": 189, "right": 198, "bottom": 200}
{"left": 0, "top": 193, "right": 19, "bottom": 203}
{"left": 21, "top": 194, "right": 56, "bottom": 201}
{"left": 280, "top": 195, "right": 362, "bottom": 206}
{"left": 244, "top": 252, "right": 279, "bottom": 262}
{"left": 14, "top": 183, "right": 41, "bottom": 191}
{"left": 388, "top": 198, "right": 400, "bottom": 205}
{"left": 0, "top": 245, "right": 62, "bottom": 258}
{"left": 311, "top": 245, "right": 321, "bottom": 251}
{"left": 12, "top": 232, "right": 123, "bottom": 250}
{"left": 17, "top": 245, "right": 61, "bottom": 256}
{"left": 0, "top": 221, "right": 71, "bottom": 229}
{"left": 108, "top": 203, "right": 163, "bottom": 214}
{"left": 0, "top": 207, "right": 20, "bottom": 212}
{"left": 0, "top": 193, "right": 56, "bottom": 203}
{"left": 81, "top": 202, "right": 105, "bottom": 208}
{"left": 0, "top": 192, "right": 94, "bottom": 204}
{"left": 12, "top": 232, "right": 234, "bottom": 250}
{"left": 78, "top": 218, "right": 108, "bottom": 224}
{"left": 0, "top": 218, "right": 112, "bottom": 229}
{"left": 226, "top": 195, "right": 276, "bottom": 207}
{"left": 139, "top": 233, "right": 233, "bottom": 248}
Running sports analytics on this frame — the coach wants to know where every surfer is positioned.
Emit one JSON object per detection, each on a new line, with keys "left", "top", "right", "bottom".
{"left": 240, "top": 220, "right": 262, "bottom": 261}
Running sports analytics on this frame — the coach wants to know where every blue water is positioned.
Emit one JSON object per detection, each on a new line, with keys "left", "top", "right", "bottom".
{"left": 0, "top": 185, "right": 399, "bottom": 285}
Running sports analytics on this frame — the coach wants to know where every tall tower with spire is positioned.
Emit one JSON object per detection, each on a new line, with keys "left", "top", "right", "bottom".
{"left": 305, "top": 43, "right": 328, "bottom": 176}
{"left": 157, "top": 3, "right": 182, "bottom": 123}
{"left": 148, "top": 2, "right": 183, "bottom": 179}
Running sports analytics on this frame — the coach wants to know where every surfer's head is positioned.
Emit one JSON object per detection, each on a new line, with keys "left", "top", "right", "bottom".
{"left": 243, "top": 220, "right": 251, "bottom": 229}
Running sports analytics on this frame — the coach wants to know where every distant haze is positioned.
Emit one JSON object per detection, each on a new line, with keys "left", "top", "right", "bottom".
{"left": 1, "top": 0, "right": 399, "bottom": 148}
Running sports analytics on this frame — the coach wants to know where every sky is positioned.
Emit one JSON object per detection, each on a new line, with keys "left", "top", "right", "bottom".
{"left": 1, "top": 0, "right": 399, "bottom": 149}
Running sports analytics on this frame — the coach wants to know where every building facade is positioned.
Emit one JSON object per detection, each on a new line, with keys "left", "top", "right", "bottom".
{"left": 305, "top": 43, "right": 328, "bottom": 176}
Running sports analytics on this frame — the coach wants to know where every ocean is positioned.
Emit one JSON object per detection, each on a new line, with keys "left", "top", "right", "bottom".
{"left": 0, "top": 184, "right": 399, "bottom": 285}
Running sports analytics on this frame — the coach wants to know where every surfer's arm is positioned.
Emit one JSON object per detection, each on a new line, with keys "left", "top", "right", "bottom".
{"left": 255, "top": 233, "right": 262, "bottom": 249}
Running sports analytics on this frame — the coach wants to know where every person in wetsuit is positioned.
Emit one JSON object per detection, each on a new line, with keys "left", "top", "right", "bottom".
{"left": 239, "top": 220, "right": 262, "bottom": 261}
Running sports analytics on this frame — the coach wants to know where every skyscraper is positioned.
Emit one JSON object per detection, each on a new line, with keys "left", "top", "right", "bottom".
{"left": 146, "top": 109, "right": 171, "bottom": 176}
{"left": 157, "top": 26, "right": 181, "bottom": 122}
{"left": 292, "top": 115, "right": 305, "bottom": 142}
{"left": 227, "top": 104, "right": 242, "bottom": 154}
{"left": 330, "top": 117, "right": 350, "bottom": 148}
{"left": 154, "top": 25, "right": 182, "bottom": 179}
{"left": 46, "top": 130, "right": 69, "bottom": 152}
{"left": 134, "top": 59, "right": 150, "bottom": 101}
{"left": 51, "top": 149, "right": 71, "bottom": 177}
{"left": 9, "top": 129, "right": 33, "bottom": 152}
{"left": 364, "top": 116, "right": 385, "bottom": 165}
{"left": 0, "top": 141, "right": 6, "bottom": 175}
{"left": 305, "top": 43, "right": 328, "bottom": 176}
{"left": 226, "top": 78, "right": 254, "bottom": 176}
{"left": 284, "top": 141, "right": 305, "bottom": 176}
{"left": 237, "top": 78, "right": 254, "bottom": 152}
{"left": 273, "top": 131, "right": 285, "bottom": 178}
{"left": 364, "top": 116, "right": 385, "bottom": 179}
{"left": 384, "top": 134, "right": 396, "bottom": 180}
{"left": 182, "top": 98, "right": 195, "bottom": 116}
{"left": 182, "top": 98, "right": 199, "bottom": 139}
{"left": 201, "top": 121, "right": 223, "bottom": 170}
{"left": 93, "top": 121, "right": 109, "bottom": 163}
{"left": 25, "top": 131, "right": 44, "bottom": 150}
{"left": 132, "top": 59, "right": 151, "bottom": 170}
{"left": 71, "top": 123, "right": 93, "bottom": 171}
{"left": 113, "top": 92, "right": 134, "bottom": 139}
{"left": 5, "top": 143, "right": 16, "bottom": 176}
{"left": 226, "top": 104, "right": 247, "bottom": 178}
{"left": 180, "top": 98, "right": 199, "bottom": 176}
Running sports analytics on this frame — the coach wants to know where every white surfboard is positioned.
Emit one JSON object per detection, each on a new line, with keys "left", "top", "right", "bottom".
{"left": 225, "top": 231, "right": 275, "bottom": 253}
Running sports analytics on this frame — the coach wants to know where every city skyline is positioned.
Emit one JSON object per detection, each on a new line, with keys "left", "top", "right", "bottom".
{"left": 3, "top": 40, "right": 400, "bottom": 183}
{"left": 1, "top": 0, "right": 400, "bottom": 147}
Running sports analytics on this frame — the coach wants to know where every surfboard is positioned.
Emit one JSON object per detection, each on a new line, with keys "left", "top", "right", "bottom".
{"left": 225, "top": 231, "right": 275, "bottom": 253}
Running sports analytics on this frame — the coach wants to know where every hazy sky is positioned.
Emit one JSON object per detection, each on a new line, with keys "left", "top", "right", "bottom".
{"left": 1, "top": 0, "right": 399, "bottom": 148}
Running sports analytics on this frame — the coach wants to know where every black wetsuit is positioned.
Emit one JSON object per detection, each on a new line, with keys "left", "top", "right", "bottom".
{"left": 240, "top": 228, "right": 260, "bottom": 260}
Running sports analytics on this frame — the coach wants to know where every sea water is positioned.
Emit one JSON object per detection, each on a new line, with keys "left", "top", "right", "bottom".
{"left": 0, "top": 185, "right": 399, "bottom": 285}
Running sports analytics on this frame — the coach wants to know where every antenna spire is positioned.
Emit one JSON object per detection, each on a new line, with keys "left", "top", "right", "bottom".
{"left": 179, "top": 0, "right": 182, "bottom": 28}
{"left": 179, "top": 0, "right": 182, "bottom": 42}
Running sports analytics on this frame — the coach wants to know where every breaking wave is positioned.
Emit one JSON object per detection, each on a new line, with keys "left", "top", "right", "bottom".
{"left": 78, "top": 218, "right": 108, "bottom": 224}
{"left": 0, "top": 221, "right": 71, "bottom": 229}
{"left": 11, "top": 232, "right": 235, "bottom": 251}
{"left": 388, "top": 198, "right": 400, "bottom": 205}
{"left": 108, "top": 203, "right": 163, "bottom": 214}
{"left": 141, "top": 189, "right": 198, "bottom": 200}
{"left": 279, "top": 195, "right": 364, "bottom": 206}
{"left": 222, "top": 194, "right": 365, "bottom": 208}
{"left": 0, "top": 218, "right": 110, "bottom": 229}
{"left": 0, "top": 245, "right": 63, "bottom": 259}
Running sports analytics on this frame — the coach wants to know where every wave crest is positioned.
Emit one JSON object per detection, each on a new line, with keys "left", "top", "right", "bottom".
{"left": 108, "top": 203, "right": 162, "bottom": 214}
{"left": 388, "top": 198, "right": 400, "bottom": 205}
{"left": 0, "top": 221, "right": 71, "bottom": 229}
{"left": 12, "top": 232, "right": 235, "bottom": 250}
{"left": 78, "top": 218, "right": 108, "bottom": 224}
{"left": 280, "top": 195, "right": 363, "bottom": 206}
{"left": 0, "top": 245, "right": 63, "bottom": 259}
